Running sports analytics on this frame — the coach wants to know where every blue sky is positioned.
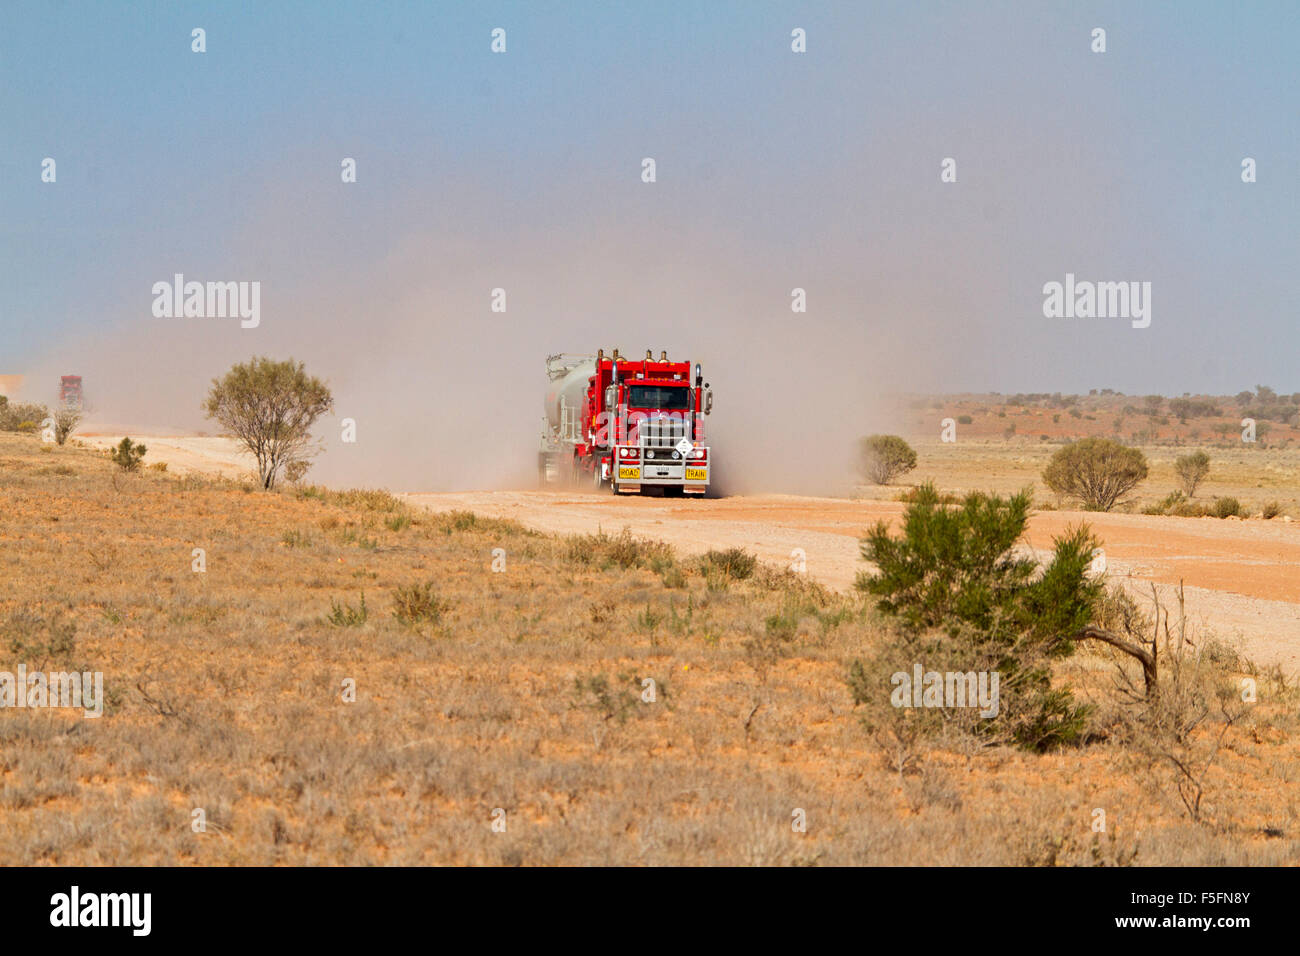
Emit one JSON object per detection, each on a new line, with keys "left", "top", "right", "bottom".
{"left": 2, "top": 1, "right": 1297, "bottom": 485}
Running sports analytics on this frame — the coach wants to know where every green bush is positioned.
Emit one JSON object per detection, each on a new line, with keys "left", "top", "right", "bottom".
{"left": 1174, "top": 451, "right": 1210, "bottom": 497}
{"left": 109, "top": 437, "right": 148, "bottom": 471}
{"left": 701, "top": 547, "right": 756, "bottom": 581}
{"left": 852, "top": 483, "right": 1101, "bottom": 750}
{"left": 391, "top": 582, "right": 449, "bottom": 628}
{"left": 1211, "top": 497, "right": 1241, "bottom": 519}
{"left": 858, "top": 434, "right": 918, "bottom": 485}
{"left": 956, "top": 415, "right": 973, "bottom": 425}
{"left": 325, "top": 593, "right": 368, "bottom": 627}
{"left": 1143, "top": 490, "right": 1190, "bottom": 516}
{"left": 1042, "top": 438, "right": 1148, "bottom": 511}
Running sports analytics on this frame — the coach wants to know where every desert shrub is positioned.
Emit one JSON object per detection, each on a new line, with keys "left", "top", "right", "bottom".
{"left": 571, "top": 672, "right": 663, "bottom": 724}
{"left": 430, "top": 509, "right": 527, "bottom": 537}
{"left": 331, "top": 488, "right": 401, "bottom": 512}
{"left": 385, "top": 513, "right": 412, "bottom": 532}
{"left": 53, "top": 406, "right": 82, "bottom": 445}
{"left": 701, "top": 547, "right": 756, "bottom": 581}
{"left": 284, "top": 460, "right": 311, "bottom": 485}
{"left": 566, "top": 528, "right": 674, "bottom": 570}
{"left": 858, "top": 434, "right": 918, "bottom": 485}
{"left": 956, "top": 414, "right": 973, "bottom": 425}
{"left": 325, "top": 593, "right": 368, "bottom": 627}
{"left": 750, "top": 564, "right": 832, "bottom": 605}
{"left": 1168, "top": 398, "right": 1221, "bottom": 421}
{"left": 1098, "top": 586, "right": 1250, "bottom": 821}
{"left": 1261, "top": 501, "right": 1282, "bottom": 520}
{"left": 897, "top": 486, "right": 959, "bottom": 505}
{"left": 1042, "top": 438, "right": 1148, "bottom": 511}
{"left": 281, "top": 529, "right": 312, "bottom": 548}
{"left": 1174, "top": 451, "right": 1210, "bottom": 497}
{"left": 3, "top": 609, "right": 77, "bottom": 665}
{"left": 608, "top": 530, "right": 671, "bottom": 569}
{"left": 391, "top": 582, "right": 449, "bottom": 628}
{"left": 440, "top": 509, "right": 482, "bottom": 532}
{"left": 0, "top": 401, "right": 49, "bottom": 432}
{"left": 203, "top": 356, "right": 333, "bottom": 490}
{"left": 1211, "top": 497, "right": 1241, "bottom": 519}
{"left": 1143, "top": 490, "right": 1186, "bottom": 515}
{"left": 852, "top": 483, "right": 1102, "bottom": 750}
{"left": 661, "top": 565, "right": 687, "bottom": 589}
{"left": 109, "top": 437, "right": 147, "bottom": 471}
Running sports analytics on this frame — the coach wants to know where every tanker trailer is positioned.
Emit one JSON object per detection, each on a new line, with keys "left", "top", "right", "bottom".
{"left": 539, "top": 354, "right": 596, "bottom": 485}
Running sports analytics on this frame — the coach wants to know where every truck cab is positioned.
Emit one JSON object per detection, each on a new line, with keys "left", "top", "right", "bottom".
{"left": 587, "top": 350, "right": 711, "bottom": 496}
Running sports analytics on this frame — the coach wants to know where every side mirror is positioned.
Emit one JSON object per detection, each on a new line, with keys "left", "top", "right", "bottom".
{"left": 704, "top": 389, "right": 713, "bottom": 415}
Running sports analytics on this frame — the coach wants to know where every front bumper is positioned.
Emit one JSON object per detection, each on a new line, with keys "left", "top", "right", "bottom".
{"left": 613, "top": 445, "right": 709, "bottom": 491}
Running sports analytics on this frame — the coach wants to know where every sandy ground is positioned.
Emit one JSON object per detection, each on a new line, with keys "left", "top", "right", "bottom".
{"left": 76, "top": 427, "right": 256, "bottom": 479}
{"left": 75, "top": 430, "right": 1300, "bottom": 672}
{"left": 402, "top": 489, "right": 1300, "bottom": 674}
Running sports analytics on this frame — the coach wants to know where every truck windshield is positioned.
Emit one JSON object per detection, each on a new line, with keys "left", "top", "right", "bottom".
{"left": 627, "top": 385, "right": 691, "bottom": 410}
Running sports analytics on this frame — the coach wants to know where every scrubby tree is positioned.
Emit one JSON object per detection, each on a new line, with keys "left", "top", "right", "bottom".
{"left": 1174, "top": 450, "right": 1210, "bottom": 497}
{"left": 0, "top": 399, "right": 49, "bottom": 433}
{"left": 858, "top": 434, "right": 918, "bottom": 485}
{"left": 1043, "top": 438, "right": 1148, "bottom": 511}
{"left": 53, "top": 406, "right": 82, "bottom": 445}
{"left": 109, "top": 437, "right": 147, "bottom": 471}
{"left": 203, "top": 357, "right": 333, "bottom": 490}
{"left": 852, "top": 483, "right": 1102, "bottom": 749}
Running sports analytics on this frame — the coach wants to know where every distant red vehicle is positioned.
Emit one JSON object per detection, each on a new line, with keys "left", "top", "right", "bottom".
{"left": 59, "top": 375, "right": 83, "bottom": 408}
{"left": 540, "top": 349, "right": 713, "bottom": 496}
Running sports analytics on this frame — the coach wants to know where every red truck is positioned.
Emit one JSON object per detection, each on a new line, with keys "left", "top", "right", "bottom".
{"left": 540, "top": 349, "right": 713, "bottom": 495}
{"left": 59, "top": 375, "right": 83, "bottom": 408}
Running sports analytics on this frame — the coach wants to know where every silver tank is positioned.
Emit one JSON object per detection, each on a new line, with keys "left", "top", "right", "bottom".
{"left": 544, "top": 358, "right": 595, "bottom": 432}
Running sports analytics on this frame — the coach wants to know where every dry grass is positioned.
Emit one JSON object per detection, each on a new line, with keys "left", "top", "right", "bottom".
{"left": 1, "top": 432, "right": 1298, "bottom": 864}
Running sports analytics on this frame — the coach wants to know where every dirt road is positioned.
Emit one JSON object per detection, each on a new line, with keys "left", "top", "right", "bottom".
{"left": 76, "top": 431, "right": 1299, "bottom": 671}
{"left": 403, "top": 489, "right": 1300, "bottom": 673}
{"left": 77, "top": 428, "right": 255, "bottom": 479}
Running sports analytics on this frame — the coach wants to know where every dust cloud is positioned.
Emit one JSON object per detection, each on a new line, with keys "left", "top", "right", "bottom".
{"left": 23, "top": 193, "right": 982, "bottom": 496}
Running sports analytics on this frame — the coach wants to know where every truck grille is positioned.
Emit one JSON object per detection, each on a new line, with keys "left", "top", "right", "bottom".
{"left": 639, "top": 417, "right": 689, "bottom": 448}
